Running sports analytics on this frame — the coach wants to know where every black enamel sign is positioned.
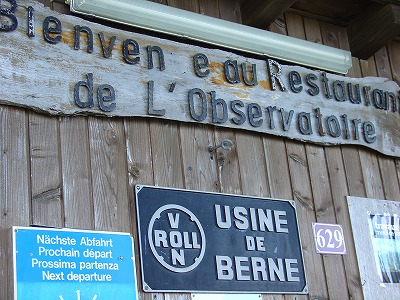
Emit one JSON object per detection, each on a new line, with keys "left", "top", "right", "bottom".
{"left": 135, "top": 185, "right": 307, "bottom": 294}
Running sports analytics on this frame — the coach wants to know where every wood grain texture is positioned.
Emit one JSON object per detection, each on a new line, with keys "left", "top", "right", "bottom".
{"left": 88, "top": 118, "right": 131, "bottom": 232}
{"left": 0, "top": 107, "right": 30, "bottom": 227}
{"left": 314, "top": 22, "right": 351, "bottom": 300}
{"left": 285, "top": 14, "right": 329, "bottom": 299}
{"left": 262, "top": 136, "right": 295, "bottom": 300}
{"left": 325, "top": 21, "right": 366, "bottom": 300}
{"left": 374, "top": 47, "right": 400, "bottom": 200}
{"left": 29, "top": 113, "right": 63, "bottom": 227}
{"left": 60, "top": 116, "right": 94, "bottom": 230}
{"left": 124, "top": 119, "right": 155, "bottom": 300}
{"left": 0, "top": 229, "right": 14, "bottom": 299}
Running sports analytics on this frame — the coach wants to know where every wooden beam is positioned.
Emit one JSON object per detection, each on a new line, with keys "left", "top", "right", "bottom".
{"left": 348, "top": 3, "right": 400, "bottom": 59}
{"left": 371, "top": 0, "right": 400, "bottom": 5}
{"left": 241, "top": 0, "right": 297, "bottom": 28}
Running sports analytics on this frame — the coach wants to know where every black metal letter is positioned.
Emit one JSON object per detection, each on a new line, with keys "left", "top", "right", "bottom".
{"left": 27, "top": 6, "right": 34, "bottom": 37}
{"left": 321, "top": 72, "right": 332, "bottom": 99}
{"left": 279, "top": 108, "right": 294, "bottom": 131}
{"left": 333, "top": 80, "right": 347, "bottom": 102}
{"left": 74, "top": 73, "right": 94, "bottom": 108}
{"left": 147, "top": 81, "right": 165, "bottom": 116}
{"left": 147, "top": 45, "right": 165, "bottom": 71}
{"left": 347, "top": 83, "right": 361, "bottom": 104}
{"left": 98, "top": 84, "right": 116, "bottom": 112}
{"left": 241, "top": 63, "right": 258, "bottom": 86}
{"left": 306, "top": 73, "right": 319, "bottom": 96}
{"left": 43, "top": 16, "right": 62, "bottom": 44}
{"left": 288, "top": 71, "right": 303, "bottom": 93}
{"left": 0, "top": 0, "right": 18, "bottom": 32}
{"left": 314, "top": 108, "right": 326, "bottom": 136}
{"left": 248, "top": 103, "right": 263, "bottom": 127}
{"left": 123, "top": 39, "right": 140, "bottom": 64}
{"left": 193, "top": 53, "right": 210, "bottom": 77}
{"left": 224, "top": 60, "right": 240, "bottom": 84}
{"left": 385, "top": 91, "right": 397, "bottom": 112}
{"left": 74, "top": 25, "right": 93, "bottom": 53}
{"left": 266, "top": 106, "right": 277, "bottom": 129}
{"left": 98, "top": 32, "right": 116, "bottom": 58}
{"left": 267, "top": 59, "right": 286, "bottom": 91}
{"left": 188, "top": 88, "right": 207, "bottom": 122}
{"left": 363, "top": 121, "right": 376, "bottom": 144}
{"left": 230, "top": 100, "right": 246, "bottom": 125}
{"left": 298, "top": 112, "right": 312, "bottom": 135}
{"left": 210, "top": 91, "right": 228, "bottom": 124}
{"left": 326, "top": 115, "right": 341, "bottom": 138}
{"left": 372, "top": 89, "right": 387, "bottom": 109}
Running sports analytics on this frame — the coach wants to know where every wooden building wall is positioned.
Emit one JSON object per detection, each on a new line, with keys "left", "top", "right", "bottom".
{"left": 1, "top": 0, "right": 399, "bottom": 299}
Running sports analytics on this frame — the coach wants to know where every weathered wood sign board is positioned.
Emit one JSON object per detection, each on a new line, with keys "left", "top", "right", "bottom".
{"left": 1, "top": 0, "right": 400, "bottom": 157}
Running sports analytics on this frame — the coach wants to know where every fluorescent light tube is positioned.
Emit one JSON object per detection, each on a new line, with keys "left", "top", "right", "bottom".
{"left": 70, "top": 0, "right": 352, "bottom": 74}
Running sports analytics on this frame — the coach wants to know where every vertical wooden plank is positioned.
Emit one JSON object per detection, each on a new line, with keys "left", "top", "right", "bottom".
{"left": 285, "top": 13, "right": 305, "bottom": 39}
{"left": 88, "top": 118, "right": 131, "bottom": 232}
{"left": 304, "top": 20, "right": 349, "bottom": 300}
{"left": 214, "top": 0, "right": 242, "bottom": 196}
{"left": 358, "top": 58, "right": 386, "bottom": 200}
{"left": 125, "top": 120, "right": 155, "bottom": 213}
{"left": 373, "top": 47, "right": 400, "bottom": 201}
{"left": 180, "top": 124, "right": 219, "bottom": 191}
{"left": 388, "top": 41, "right": 400, "bottom": 85}
{"left": 269, "top": 14, "right": 307, "bottom": 300}
{"left": 0, "top": 229, "right": 14, "bottom": 299}
{"left": 0, "top": 107, "right": 30, "bottom": 299}
{"left": 236, "top": 132, "right": 269, "bottom": 197}
{"left": 285, "top": 13, "right": 329, "bottom": 300}
{"left": 125, "top": 120, "right": 155, "bottom": 188}
{"left": 125, "top": 119, "right": 157, "bottom": 300}
{"left": 388, "top": 40, "right": 400, "bottom": 193}
{"left": 29, "top": 113, "right": 63, "bottom": 227}
{"left": 306, "top": 146, "right": 349, "bottom": 299}
{"left": 179, "top": 3, "right": 238, "bottom": 299}
{"left": 340, "top": 55, "right": 366, "bottom": 198}
{"left": 331, "top": 44, "right": 367, "bottom": 195}
{"left": 320, "top": 22, "right": 365, "bottom": 300}
{"left": 179, "top": 2, "right": 218, "bottom": 193}
{"left": 149, "top": 120, "right": 185, "bottom": 300}
{"left": 150, "top": 120, "right": 184, "bottom": 189}
{"left": 325, "top": 147, "right": 365, "bottom": 299}
{"left": 286, "top": 142, "right": 328, "bottom": 299}
{"left": 263, "top": 137, "right": 292, "bottom": 200}
{"left": 262, "top": 136, "right": 293, "bottom": 300}
{"left": 310, "top": 146, "right": 354, "bottom": 297}
{"left": 0, "top": 107, "right": 30, "bottom": 227}
{"left": 60, "top": 117, "right": 94, "bottom": 230}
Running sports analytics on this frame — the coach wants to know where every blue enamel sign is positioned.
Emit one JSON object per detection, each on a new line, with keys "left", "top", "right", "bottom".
{"left": 13, "top": 227, "right": 138, "bottom": 300}
{"left": 135, "top": 185, "right": 307, "bottom": 294}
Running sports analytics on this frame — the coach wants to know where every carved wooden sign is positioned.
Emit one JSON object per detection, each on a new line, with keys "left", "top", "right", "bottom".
{"left": 1, "top": 0, "right": 400, "bottom": 157}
